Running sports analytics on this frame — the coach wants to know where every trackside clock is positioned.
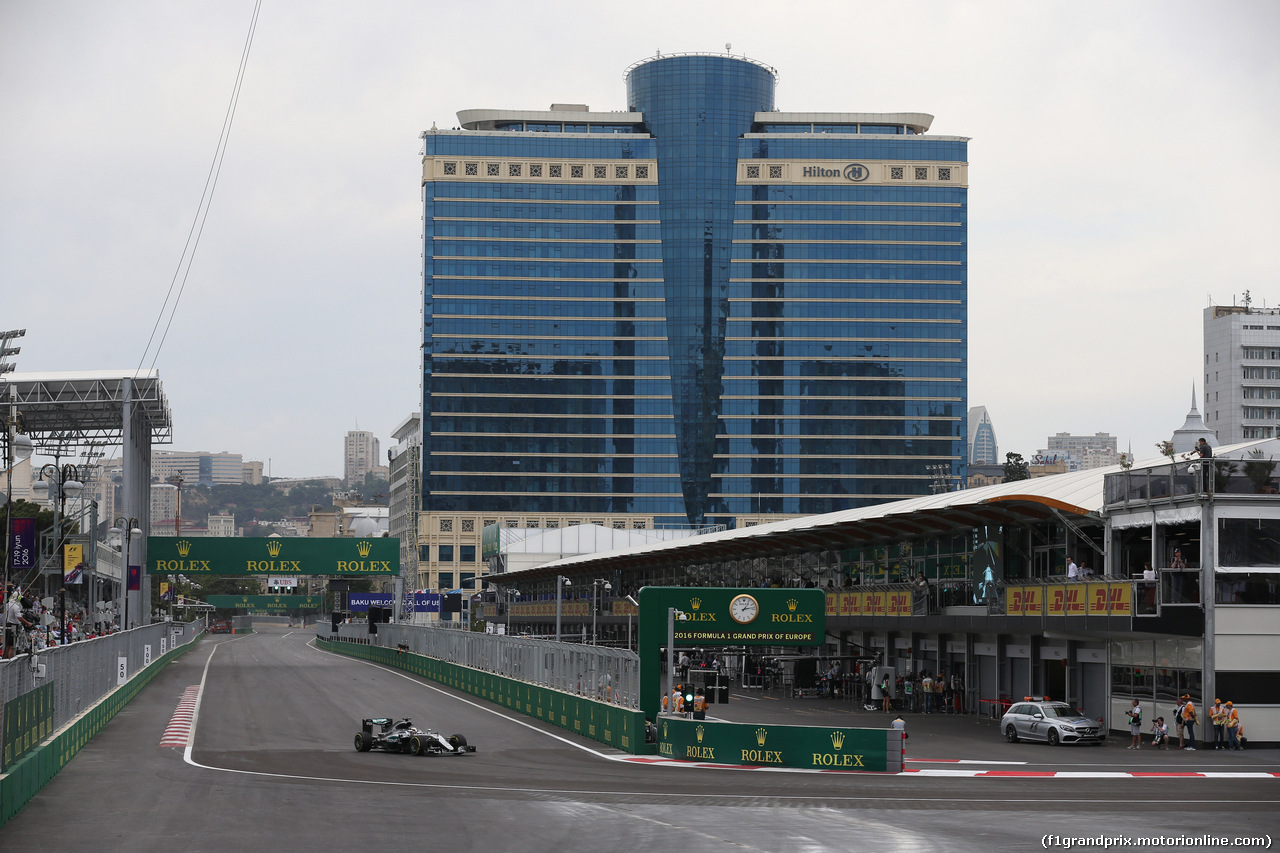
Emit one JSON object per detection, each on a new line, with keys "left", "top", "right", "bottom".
{"left": 729, "top": 593, "right": 760, "bottom": 624}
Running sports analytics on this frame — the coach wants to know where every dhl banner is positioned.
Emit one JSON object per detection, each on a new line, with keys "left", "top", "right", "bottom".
{"left": 1006, "top": 583, "right": 1133, "bottom": 616}
{"left": 826, "top": 590, "right": 911, "bottom": 618}
{"left": 886, "top": 590, "right": 911, "bottom": 616}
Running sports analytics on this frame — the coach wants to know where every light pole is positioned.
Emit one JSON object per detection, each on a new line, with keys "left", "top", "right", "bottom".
{"left": 2, "top": 409, "right": 33, "bottom": 598}
{"left": 591, "top": 578, "right": 612, "bottom": 645}
{"left": 554, "top": 575, "right": 570, "bottom": 642}
{"left": 506, "top": 587, "right": 519, "bottom": 634}
{"left": 33, "top": 462, "right": 84, "bottom": 600}
{"left": 108, "top": 517, "right": 142, "bottom": 631}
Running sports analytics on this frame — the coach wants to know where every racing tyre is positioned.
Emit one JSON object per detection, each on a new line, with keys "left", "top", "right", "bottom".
{"left": 1004, "top": 725, "right": 1019, "bottom": 744}
{"left": 1047, "top": 729, "right": 1060, "bottom": 747}
{"left": 409, "top": 736, "right": 424, "bottom": 756}
{"left": 354, "top": 732, "right": 371, "bottom": 752}
{"left": 448, "top": 734, "right": 468, "bottom": 750}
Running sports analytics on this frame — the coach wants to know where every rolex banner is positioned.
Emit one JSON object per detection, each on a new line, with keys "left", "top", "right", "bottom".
{"left": 146, "top": 537, "right": 400, "bottom": 576}
{"left": 656, "top": 716, "right": 900, "bottom": 773}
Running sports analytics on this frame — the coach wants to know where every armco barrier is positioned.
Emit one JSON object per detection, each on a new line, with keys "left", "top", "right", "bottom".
{"left": 316, "top": 636, "right": 651, "bottom": 754}
{"left": 656, "top": 715, "right": 904, "bottom": 772}
{"left": 0, "top": 633, "right": 201, "bottom": 826}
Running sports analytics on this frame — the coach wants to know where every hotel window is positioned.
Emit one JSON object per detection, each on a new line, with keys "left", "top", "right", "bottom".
{"left": 438, "top": 544, "right": 454, "bottom": 562}
{"left": 914, "top": 166, "right": 929, "bottom": 180}
{"left": 465, "top": 162, "right": 479, "bottom": 176}
{"left": 615, "top": 165, "right": 628, "bottom": 179}
{"left": 549, "top": 163, "right": 563, "bottom": 178}
{"left": 768, "top": 165, "right": 783, "bottom": 179}
{"left": 938, "top": 167, "right": 953, "bottom": 181}
{"left": 890, "top": 166, "right": 905, "bottom": 180}
{"left": 571, "top": 165, "right": 585, "bottom": 178}
{"left": 487, "top": 163, "right": 500, "bottom": 176}
{"left": 635, "top": 164, "right": 649, "bottom": 179}
{"left": 593, "top": 165, "right": 607, "bottom": 179}
{"left": 442, "top": 162, "right": 457, "bottom": 175}
{"left": 530, "top": 163, "right": 543, "bottom": 177}
{"left": 746, "top": 164, "right": 761, "bottom": 179}
{"left": 461, "top": 519, "right": 475, "bottom": 532}
{"left": 439, "top": 518, "right": 453, "bottom": 532}
{"left": 508, "top": 163, "right": 522, "bottom": 177}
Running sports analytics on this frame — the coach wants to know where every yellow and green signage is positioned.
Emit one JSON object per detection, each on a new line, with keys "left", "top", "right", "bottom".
{"left": 206, "top": 595, "right": 325, "bottom": 612}
{"left": 146, "top": 537, "right": 399, "bottom": 576}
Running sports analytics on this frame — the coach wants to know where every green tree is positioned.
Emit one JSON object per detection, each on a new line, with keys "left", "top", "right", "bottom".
{"left": 1002, "top": 452, "right": 1030, "bottom": 482}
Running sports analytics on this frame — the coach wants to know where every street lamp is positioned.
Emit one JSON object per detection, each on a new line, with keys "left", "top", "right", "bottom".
{"left": 554, "top": 575, "right": 570, "bottom": 642}
{"left": 591, "top": 578, "right": 612, "bottom": 645}
{"left": 32, "top": 463, "right": 84, "bottom": 611}
{"left": 108, "top": 517, "right": 142, "bottom": 631}
{"left": 505, "top": 587, "right": 519, "bottom": 634}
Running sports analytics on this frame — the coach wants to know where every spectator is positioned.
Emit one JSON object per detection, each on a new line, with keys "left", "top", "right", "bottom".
{"left": 1225, "top": 702, "right": 1243, "bottom": 750}
{"left": 1126, "top": 698, "right": 1143, "bottom": 749}
{"left": 921, "top": 672, "right": 934, "bottom": 714}
{"left": 1066, "top": 557, "right": 1080, "bottom": 580}
{"left": 1210, "top": 699, "right": 1228, "bottom": 750}
{"left": 1150, "top": 716, "right": 1169, "bottom": 750}
{"left": 1181, "top": 695, "right": 1198, "bottom": 751}
{"left": 1174, "top": 696, "right": 1187, "bottom": 748}
{"left": 903, "top": 673, "right": 915, "bottom": 712}
{"left": 880, "top": 672, "right": 892, "bottom": 713}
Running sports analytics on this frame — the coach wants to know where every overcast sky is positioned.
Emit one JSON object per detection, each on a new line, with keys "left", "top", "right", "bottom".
{"left": 3, "top": 0, "right": 1278, "bottom": 479}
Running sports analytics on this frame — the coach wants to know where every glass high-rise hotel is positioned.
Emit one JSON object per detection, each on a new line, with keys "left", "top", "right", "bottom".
{"left": 420, "top": 54, "right": 967, "bottom": 528}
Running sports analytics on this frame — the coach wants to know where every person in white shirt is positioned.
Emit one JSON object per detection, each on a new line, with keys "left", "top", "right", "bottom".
{"left": 1066, "top": 558, "right": 1080, "bottom": 580}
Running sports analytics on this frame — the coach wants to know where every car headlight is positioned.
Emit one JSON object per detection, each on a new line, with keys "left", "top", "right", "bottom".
{"left": 1060, "top": 725, "right": 1076, "bottom": 732}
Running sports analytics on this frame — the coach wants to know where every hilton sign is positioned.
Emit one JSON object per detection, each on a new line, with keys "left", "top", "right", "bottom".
{"left": 801, "top": 164, "right": 869, "bottom": 181}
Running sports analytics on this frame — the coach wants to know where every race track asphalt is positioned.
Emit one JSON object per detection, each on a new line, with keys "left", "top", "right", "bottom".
{"left": 4, "top": 626, "right": 1276, "bottom": 853}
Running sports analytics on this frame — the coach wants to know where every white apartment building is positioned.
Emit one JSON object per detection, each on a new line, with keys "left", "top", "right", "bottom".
{"left": 1205, "top": 301, "right": 1280, "bottom": 443}
{"left": 343, "top": 430, "right": 381, "bottom": 487}
{"left": 154, "top": 450, "right": 245, "bottom": 486}
{"left": 1038, "top": 432, "right": 1118, "bottom": 472}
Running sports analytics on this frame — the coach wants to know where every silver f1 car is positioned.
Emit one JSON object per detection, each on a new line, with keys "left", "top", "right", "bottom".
{"left": 353, "top": 717, "right": 477, "bottom": 756}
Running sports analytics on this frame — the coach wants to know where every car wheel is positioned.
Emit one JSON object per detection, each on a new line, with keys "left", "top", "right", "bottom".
{"left": 449, "top": 734, "right": 468, "bottom": 750}
{"left": 1047, "top": 729, "right": 1060, "bottom": 747}
{"left": 409, "top": 736, "right": 424, "bottom": 756}
{"left": 1005, "top": 725, "right": 1019, "bottom": 743}
{"left": 354, "top": 733, "right": 371, "bottom": 752}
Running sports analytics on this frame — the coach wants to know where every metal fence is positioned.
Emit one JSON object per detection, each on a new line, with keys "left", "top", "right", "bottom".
{"left": 0, "top": 620, "right": 203, "bottom": 736}
{"left": 320, "top": 620, "right": 642, "bottom": 709}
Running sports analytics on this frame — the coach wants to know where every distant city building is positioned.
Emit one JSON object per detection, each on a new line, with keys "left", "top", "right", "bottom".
{"left": 1171, "top": 386, "right": 1217, "bottom": 455}
{"left": 207, "top": 513, "right": 236, "bottom": 537}
{"left": 1037, "top": 432, "right": 1118, "bottom": 472}
{"left": 343, "top": 430, "right": 381, "bottom": 487}
{"left": 149, "top": 482, "right": 178, "bottom": 534}
{"left": 242, "top": 460, "right": 264, "bottom": 485}
{"left": 966, "top": 463, "right": 1004, "bottom": 489}
{"left": 154, "top": 450, "right": 244, "bottom": 487}
{"left": 967, "top": 406, "right": 999, "bottom": 465}
{"left": 269, "top": 476, "right": 342, "bottom": 495}
{"left": 388, "top": 414, "right": 422, "bottom": 591}
{"left": 1204, "top": 299, "right": 1280, "bottom": 443}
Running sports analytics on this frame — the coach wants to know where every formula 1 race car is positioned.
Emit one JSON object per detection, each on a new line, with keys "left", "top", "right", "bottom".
{"left": 353, "top": 718, "right": 477, "bottom": 756}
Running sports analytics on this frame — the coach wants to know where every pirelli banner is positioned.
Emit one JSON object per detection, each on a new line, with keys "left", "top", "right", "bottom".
{"left": 1006, "top": 582, "right": 1132, "bottom": 617}
{"left": 147, "top": 537, "right": 400, "bottom": 576}
{"left": 826, "top": 589, "right": 913, "bottom": 618}
{"left": 657, "top": 716, "right": 902, "bottom": 773}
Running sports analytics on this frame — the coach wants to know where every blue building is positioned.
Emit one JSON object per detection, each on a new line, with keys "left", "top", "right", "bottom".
{"left": 420, "top": 53, "right": 968, "bottom": 528}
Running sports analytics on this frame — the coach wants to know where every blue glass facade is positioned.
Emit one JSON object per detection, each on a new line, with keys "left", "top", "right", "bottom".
{"left": 421, "top": 54, "right": 967, "bottom": 526}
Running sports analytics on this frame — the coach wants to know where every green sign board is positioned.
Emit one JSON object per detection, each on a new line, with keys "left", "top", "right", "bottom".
{"left": 656, "top": 716, "right": 899, "bottom": 772}
{"left": 637, "top": 586, "right": 825, "bottom": 722}
{"left": 206, "top": 595, "right": 326, "bottom": 612}
{"left": 147, "top": 537, "right": 399, "bottom": 576}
